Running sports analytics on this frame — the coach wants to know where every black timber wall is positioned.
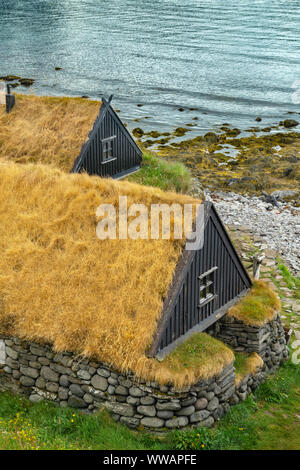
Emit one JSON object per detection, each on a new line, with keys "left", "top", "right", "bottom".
{"left": 152, "top": 203, "right": 252, "bottom": 356}
{"left": 72, "top": 99, "right": 142, "bottom": 179}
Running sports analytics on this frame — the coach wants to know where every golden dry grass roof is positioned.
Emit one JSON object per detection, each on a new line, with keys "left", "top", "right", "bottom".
{"left": 0, "top": 161, "right": 209, "bottom": 386}
{"left": 0, "top": 94, "right": 100, "bottom": 171}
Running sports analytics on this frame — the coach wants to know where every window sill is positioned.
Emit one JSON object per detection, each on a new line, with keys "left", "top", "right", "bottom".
{"left": 101, "top": 157, "right": 117, "bottom": 165}
{"left": 198, "top": 294, "right": 217, "bottom": 309}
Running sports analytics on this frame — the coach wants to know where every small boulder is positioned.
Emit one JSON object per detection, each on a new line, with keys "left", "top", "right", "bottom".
{"left": 283, "top": 119, "right": 298, "bottom": 128}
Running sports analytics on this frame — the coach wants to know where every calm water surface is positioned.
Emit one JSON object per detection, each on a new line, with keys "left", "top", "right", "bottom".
{"left": 0, "top": 0, "right": 299, "bottom": 134}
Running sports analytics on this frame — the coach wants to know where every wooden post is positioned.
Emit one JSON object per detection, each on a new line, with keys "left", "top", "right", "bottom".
{"left": 252, "top": 253, "right": 265, "bottom": 280}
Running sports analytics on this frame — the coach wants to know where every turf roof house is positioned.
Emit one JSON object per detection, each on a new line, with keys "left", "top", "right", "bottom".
{"left": 148, "top": 202, "right": 252, "bottom": 359}
{"left": 71, "top": 95, "right": 142, "bottom": 179}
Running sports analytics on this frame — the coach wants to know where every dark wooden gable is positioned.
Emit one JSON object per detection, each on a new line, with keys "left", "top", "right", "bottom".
{"left": 71, "top": 96, "right": 142, "bottom": 179}
{"left": 148, "top": 201, "right": 252, "bottom": 359}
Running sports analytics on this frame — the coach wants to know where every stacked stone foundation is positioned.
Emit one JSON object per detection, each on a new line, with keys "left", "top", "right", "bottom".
{"left": 0, "top": 313, "right": 289, "bottom": 431}
{"left": 209, "top": 313, "right": 289, "bottom": 373}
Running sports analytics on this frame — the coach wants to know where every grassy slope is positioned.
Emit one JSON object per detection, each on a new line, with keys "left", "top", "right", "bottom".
{"left": 0, "top": 359, "right": 299, "bottom": 450}
{"left": 127, "top": 152, "right": 191, "bottom": 193}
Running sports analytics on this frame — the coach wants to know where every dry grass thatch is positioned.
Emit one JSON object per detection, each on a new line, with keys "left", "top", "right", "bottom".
{"left": 0, "top": 94, "right": 100, "bottom": 172}
{"left": 0, "top": 161, "right": 208, "bottom": 387}
{"left": 227, "top": 280, "right": 280, "bottom": 326}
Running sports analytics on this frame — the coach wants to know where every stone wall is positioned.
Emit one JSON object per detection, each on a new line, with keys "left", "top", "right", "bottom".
{"left": 209, "top": 313, "right": 289, "bottom": 373}
{"left": 0, "top": 314, "right": 289, "bottom": 431}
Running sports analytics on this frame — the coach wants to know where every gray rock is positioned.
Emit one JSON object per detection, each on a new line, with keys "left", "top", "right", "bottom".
{"left": 46, "top": 382, "right": 59, "bottom": 393}
{"left": 97, "top": 368, "right": 110, "bottom": 378}
{"left": 207, "top": 397, "right": 219, "bottom": 411}
{"left": 140, "top": 396, "right": 155, "bottom": 405}
{"left": 129, "top": 387, "right": 146, "bottom": 398}
{"left": 51, "top": 363, "right": 69, "bottom": 375}
{"left": 105, "top": 402, "right": 135, "bottom": 417}
{"left": 204, "top": 391, "right": 215, "bottom": 401}
{"left": 237, "top": 391, "right": 247, "bottom": 401}
{"left": 53, "top": 353, "right": 65, "bottom": 363}
{"left": 181, "top": 396, "right": 196, "bottom": 407}
{"left": 58, "top": 387, "right": 69, "bottom": 400}
{"left": 190, "top": 410, "right": 210, "bottom": 423}
{"left": 5, "top": 346, "right": 18, "bottom": 360}
{"left": 41, "top": 366, "right": 59, "bottom": 382}
{"left": 29, "top": 361, "right": 41, "bottom": 370}
{"left": 35, "top": 377, "right": 46, "bottom": 389}
{"left": 213, "top": 406, "right": 224, "bottom": 421}
{"left": 157, "top": 410, "right": 174, "bottom": 419}
{"left": 30, "top": 345, "right": 46, "bottom": 356}
{"left": 20, "top": 366, "right": 39, "bottom": 379}
{"left": 107, "top": 385, "right": 116, "bottom": 395}
{"left": 137, "top": 405, "right": 156, "bottom": 417}
{"left": 229, "top": 393, "right": 239, "bottom": 405}
{"left": 115, "top": 385, "right": 128, "bottom": 396}
{"left": 127, "top": 396, "right": 140, "bottom": 405}
{"left": 61, "top": 356, "right": 73, "bottom": 368}
{"left": 176, "top": 405, "right": 195, "bottom": 416}
{"left": 70, "top": 384, "right": 84, "bottom": 397}
{"left": 195, "top": 398, "right": 208, "bottom": 410}
{"left": 77, "top": 370, "right": 91, "bottom": 381}
{"left": 83, "top": 393, "right": 94, "bottom": 404}
{"left": 29, "top": 394, "right": 43, "bottom": 403}
{"left": 59, "top": 375, "right": 70, "bottom": 387}
{"left": 12, "top": 370, "right": 21, "bottom": 379}
{"left": 68, "top": 396, "right": 87, "bottom": 408}
{"left": 140, "top": 417, "right": 164, "bottom": 428}
{"left": 116, "top": 395, "right": 127, "bottom": 403}
{"left": 156, "top": 401, "right": 181, "bottom": 411}
{"left": 120, "top": 417, "right": 140, "bottom": 428}
{"left": 108, "top": 377, "right": 118, "bottom": 386}
{"left": 165, "top": 416, "right": 188, "bottom": 428}
{"left": 118, "top": 377, "right": 132, "bottom": 388}
{"left": 20, "top": 375, "right": 35, "bottom": 387}
{"left": 91, "top": 375, "right": 108, "bottom": 391}
{"left": 220, "top": 385, "right": 235, "bottom": 402}
{"left": 5, "top": 357, "right": 19, "bottom": 369}
{"left": 38, "top": 357, "right": 50, "bottom": 366}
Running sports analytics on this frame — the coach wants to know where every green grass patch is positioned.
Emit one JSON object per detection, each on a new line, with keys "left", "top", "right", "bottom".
{"left": 161, "top": 333, "right": 234, "bottom": 383}
{"left": 127, "top": 152, "right": 192, "bottom": 194}
{"left": 172, "top": 359, "right": 300, "bottom": 450}
{"left": 0, "top": 393, "right": 167, "bottom": 450}
{"left": 276, "top": 259, "right": 300, "bottom": 300}
{"left": 228, "top": 280, "right": 281, "bottom": 326}
{"left": 0, "top": 360, "right": 299, "bottom": 450}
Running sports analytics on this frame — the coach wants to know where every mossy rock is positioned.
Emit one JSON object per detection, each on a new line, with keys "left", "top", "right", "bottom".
{"left": 204, "top": 132, "right": 219, "bottom": 144}
{"left": 283, "top": 119, "right": 298, "bottom": 129}
{"left": 132, "top": 128, "right": 144, "bottom": 138}
{"left": 173, "top": 127, "right": 188, "bottom": 137}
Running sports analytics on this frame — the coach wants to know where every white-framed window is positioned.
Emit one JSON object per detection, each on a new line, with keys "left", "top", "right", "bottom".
{"left": 198, "top": 266, "right": 218, "bottom": 308}
{"left": 101, "top": 136, "right": 117, "bottom": 163}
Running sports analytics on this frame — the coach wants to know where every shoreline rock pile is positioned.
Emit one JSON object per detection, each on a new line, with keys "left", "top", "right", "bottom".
{"left": 205, "top": 189, "right": 300, "bottom": 275}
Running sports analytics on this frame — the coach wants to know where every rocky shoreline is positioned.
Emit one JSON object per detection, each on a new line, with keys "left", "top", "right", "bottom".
{"left": 205, "top": 189, "right": 300, "bottom": 276}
